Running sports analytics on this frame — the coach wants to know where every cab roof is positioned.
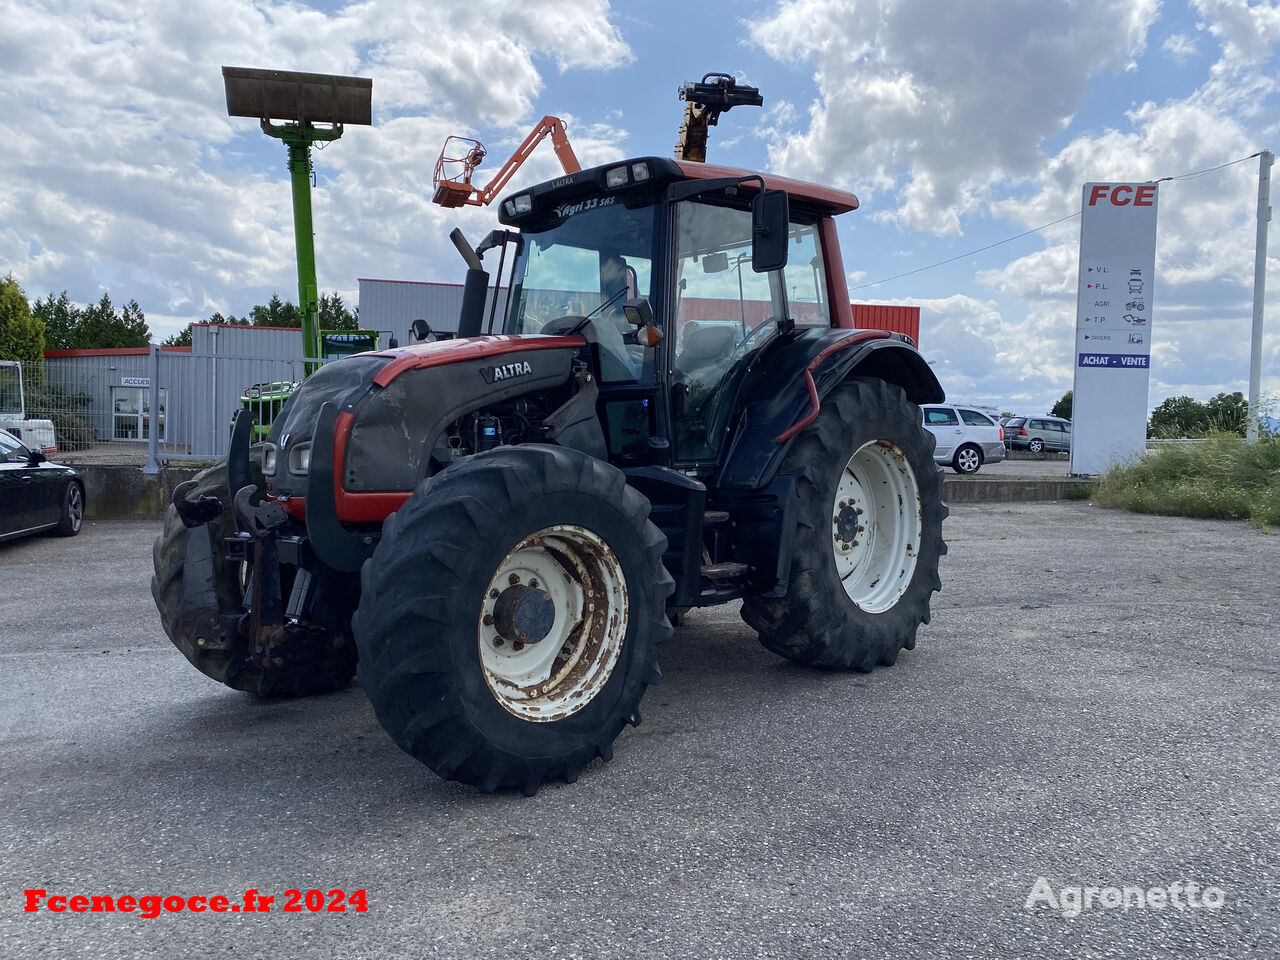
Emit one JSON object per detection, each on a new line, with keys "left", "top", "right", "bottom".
{"left": 496, "top": 156, "right": 859, "bottom": 226}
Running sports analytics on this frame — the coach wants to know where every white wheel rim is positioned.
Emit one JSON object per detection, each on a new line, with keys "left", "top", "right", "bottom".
{"left": 478, "top": 524, "right": 629, "bottom": 722}
{"left": 958, "top": 448, "right": 979, "bottom": 472}
{"left": 67, "top": 486, "right": 83, "bottom": 531}
{"left": 831, "top": 440, "right": 922, "bottom": 614}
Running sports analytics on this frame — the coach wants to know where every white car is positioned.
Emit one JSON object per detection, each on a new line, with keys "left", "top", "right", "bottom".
{"left": 922, "top": 404, "right": 1006, "bottom": 474}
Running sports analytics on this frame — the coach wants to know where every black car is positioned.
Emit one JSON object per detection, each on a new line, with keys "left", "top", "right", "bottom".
{"left": 0, "top": 431, "right": 84, "bottom": 542}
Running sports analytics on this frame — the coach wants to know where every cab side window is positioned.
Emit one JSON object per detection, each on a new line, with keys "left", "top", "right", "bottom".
{"left": 785, "top": 221, "right": 830, "bottom": 327}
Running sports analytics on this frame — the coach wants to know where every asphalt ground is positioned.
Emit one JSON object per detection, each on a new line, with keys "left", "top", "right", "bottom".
{"left": 1, "top": 503, "right": 1276, "bottom": 959}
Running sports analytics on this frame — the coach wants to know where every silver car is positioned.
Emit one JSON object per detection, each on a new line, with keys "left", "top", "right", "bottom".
{"left": 1006, "top": 416, "right": 1072, "bottom": 452}
{"left": 922, "top": 405, "right": 1006, "bottom": 474}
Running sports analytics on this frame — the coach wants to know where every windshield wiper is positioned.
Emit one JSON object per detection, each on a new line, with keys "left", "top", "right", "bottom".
{"left": 568, "top": 287, "right": 629, "bottom": 335}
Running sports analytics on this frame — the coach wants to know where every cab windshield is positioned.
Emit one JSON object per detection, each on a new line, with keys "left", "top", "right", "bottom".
{"left": 504, "top": 198, "right": 657, "bottom": 383}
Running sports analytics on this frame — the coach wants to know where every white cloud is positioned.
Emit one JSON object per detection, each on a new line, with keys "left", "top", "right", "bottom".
{"left": 751, "top": 0, "right": 1160, "bottom": 233}
{"left": 1162, "top": 32, "right": 1199, "bottom": 61}
{"left": 757, "top": 0, "right": 1278, "bottom": 413}
{"left": 1191, "top": 0, "right": 1280, "bottom": 64}
{"left": 0, "top": 0, "right": 632, "bottom": 339}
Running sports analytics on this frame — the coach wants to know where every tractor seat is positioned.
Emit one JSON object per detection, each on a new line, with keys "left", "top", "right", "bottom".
{"left": 676, "top": 322, "right": 736, "bottom": 382}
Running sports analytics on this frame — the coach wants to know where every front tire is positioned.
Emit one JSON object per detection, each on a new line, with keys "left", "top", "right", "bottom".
{"left": 353, "top": 444, "right": 672, "bottom": 794}
{"left": 151, "top": 461, "right": 358, "bottom": 696}
{"left": 952, "top": 443, "right": 983, "bottom": 474}
{"left": 1028, "top": 438, "right": 1044, "bottom": 453}
{"left": 54, "top": 481, "right": 84, "bottom": 536}
{"left": 742, "top": 379, "right": 946, "bottom": 669}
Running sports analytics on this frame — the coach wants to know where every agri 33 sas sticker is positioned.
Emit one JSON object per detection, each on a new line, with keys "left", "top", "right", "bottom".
{"left": 552, "top": 196, "right": 615, "bottom": 220}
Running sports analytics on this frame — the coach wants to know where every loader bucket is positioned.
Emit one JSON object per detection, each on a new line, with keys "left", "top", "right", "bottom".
{"left": 222, "top": 66, "right": 372, "bottom": 125}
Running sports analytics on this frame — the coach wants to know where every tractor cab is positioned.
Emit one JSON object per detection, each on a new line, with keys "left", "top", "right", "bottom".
{"left": 485, "top": 156, "right": 860, "bottom": 473}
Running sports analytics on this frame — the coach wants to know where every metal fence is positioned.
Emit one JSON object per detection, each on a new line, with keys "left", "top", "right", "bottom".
{"left": 12, "top": 359, "right": 98, "bottom": 451}
{"left": 32, "top": 349, "right": 328, "bottom": 467}
{"left": 147, "top": 348, "right": 328, "bottom": 467}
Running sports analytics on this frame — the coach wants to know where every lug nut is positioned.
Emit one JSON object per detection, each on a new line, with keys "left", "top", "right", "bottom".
{"left": 493, "top": 637, "right": 505, "bottom": 647}
{"left": 489, "top": 589, "right": 499, "bottom": 599}
{"left": 508, "top": 573, "right": 520, "bottom": 585}
{"left": 482, "top": 614, "right": 494, "bottom": 626}
{"left": 512, "top": 641, "right": 525, "bottom": 652}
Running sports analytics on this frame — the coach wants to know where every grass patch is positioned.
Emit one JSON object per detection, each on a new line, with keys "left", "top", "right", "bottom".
{"left": 1096, "top": 434, "right": 1280, "bottom": 528}
{"left": 1062, "top": 483, "right": 1095, "bottom": 501}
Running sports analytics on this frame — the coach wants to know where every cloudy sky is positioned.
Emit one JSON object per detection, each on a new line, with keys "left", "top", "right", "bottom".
{"left": 2, "top": 0, "right": 1277, "bottom": 415}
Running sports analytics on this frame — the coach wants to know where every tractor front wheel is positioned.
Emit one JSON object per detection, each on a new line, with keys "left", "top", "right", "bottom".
{"left": 151, "top": 461, "right": 358, "bottom": 696}
{"left": 353, "top": 444, "right": 672, "bottom": 794}
{"left": 742, "top": 378, "right": 946, "bottom": 669}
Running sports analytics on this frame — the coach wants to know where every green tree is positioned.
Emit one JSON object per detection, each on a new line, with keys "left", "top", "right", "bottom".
{"left": 163, "top": 311, "right": 250, "bottom": 347}
{"left": 31, "top": 291, "right": 80, "bottom": 351}
{"left": 0, "top": 275, "right": 46, "bottom": 379}
{"left": 252, "top": 293, "right": 301, "bottom": 327}
{"left": 319, "top": 292, "right": 358, "bottom": 330}
{"left": 72, "top": 294, "right": 150, "bottom": 348}
{"left": 1148, "top": 396, "right": 1210, "bottom": 438}
{"left": 163, "top": 325, "right": 192, "bottom": 347}
{"left": 1205, "top": 391, "right": 1248, "bottom": 436}
{"left": 1050, "top": 390, "right": 1073, "bottom": 420}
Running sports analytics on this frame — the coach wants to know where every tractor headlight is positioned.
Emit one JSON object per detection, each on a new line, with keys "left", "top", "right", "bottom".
{"left": 288, "top": 442, "right": 311, "bottom": 476}
{"left": 261, "top": 443, "right": 278, "bottom": 476}
{"left": 605, "top": 165, "right": 629, "bottom": 188}
{"left": 511, "top": 194, "right": 532, "bottom": 214}
{"left": 631, "top": 162, "right": 650, "bottom": 182}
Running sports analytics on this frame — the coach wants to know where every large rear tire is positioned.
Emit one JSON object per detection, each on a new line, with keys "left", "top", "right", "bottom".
{"left": 353, "top": 444, "right": 672, "bottom": 794}
{"left": 742, "top": 379, "right": 946, "bottom": 669}
{"left": 151, "top": 461, "right": 358, "bottom": 696}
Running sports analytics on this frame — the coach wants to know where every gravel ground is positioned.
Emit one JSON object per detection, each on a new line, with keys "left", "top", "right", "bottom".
{"left": 1, "top": 502, "right": 1276, "bottom": 959}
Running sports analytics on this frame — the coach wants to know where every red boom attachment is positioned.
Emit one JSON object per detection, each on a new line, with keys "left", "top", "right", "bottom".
{"left": 432, "top": 115, "right": 582, "bottom": 208}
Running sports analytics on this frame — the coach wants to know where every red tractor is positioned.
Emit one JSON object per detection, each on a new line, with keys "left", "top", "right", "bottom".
{"left": 154, "top": 76, "right": 946, "bottom": 794}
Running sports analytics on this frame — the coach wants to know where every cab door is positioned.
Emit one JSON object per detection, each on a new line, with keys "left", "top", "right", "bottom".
{"left": 669, "top": 198, "right": 831, "bottom": 465}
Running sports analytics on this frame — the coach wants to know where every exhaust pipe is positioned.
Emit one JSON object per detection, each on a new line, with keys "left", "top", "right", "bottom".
{"left": 451, "top": 228, "right": 489, "bottom": 339}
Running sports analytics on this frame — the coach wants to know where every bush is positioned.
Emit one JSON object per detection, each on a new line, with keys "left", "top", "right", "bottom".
{"left": 1096, "top": 434, "right": 1280, "bottom": 528}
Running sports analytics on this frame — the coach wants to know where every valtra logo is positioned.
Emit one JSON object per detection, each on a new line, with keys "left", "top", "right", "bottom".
{"left": 480, "top": 361, "right": 534, "bottom": 384}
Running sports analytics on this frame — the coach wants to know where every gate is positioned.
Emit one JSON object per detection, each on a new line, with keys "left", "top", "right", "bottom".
{"left": 143, "top": 346, "right": 329, "bottom": 471}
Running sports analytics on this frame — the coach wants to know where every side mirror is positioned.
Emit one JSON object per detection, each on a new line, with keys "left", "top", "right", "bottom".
{"left": 410, "top": 318, "right": 434, "bottom": 342}
{"left": 28, "top": 449, "right": 46, "bottom": 465}
{"left": 751, "top": 189, "right": 789, "bottom": 273}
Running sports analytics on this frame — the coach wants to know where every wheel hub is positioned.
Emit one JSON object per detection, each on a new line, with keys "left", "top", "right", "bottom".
{"left": 835, "top": 502, "right": 862, "bottom": 546}
{"left": 478, "top": 525, "right": 629, "bottom": 721}
{"left": 492, "top": 583, "right": 556, "bottom": 645}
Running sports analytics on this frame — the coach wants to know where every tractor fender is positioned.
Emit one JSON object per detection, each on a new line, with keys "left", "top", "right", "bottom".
{"left": 712, "top": 330, "right": 943, "bottom": 490}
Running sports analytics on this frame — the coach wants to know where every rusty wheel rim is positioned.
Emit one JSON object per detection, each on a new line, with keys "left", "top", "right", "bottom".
{"left": 478, "top": 524, "right": 629, "bottom": 722}
{"left": 831, "top": 439, "right": 922, "bottom": 613}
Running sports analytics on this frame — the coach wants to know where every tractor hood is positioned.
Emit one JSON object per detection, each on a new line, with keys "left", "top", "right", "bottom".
{"left": 261, "top": 336, "right": 582, "bottom": 504}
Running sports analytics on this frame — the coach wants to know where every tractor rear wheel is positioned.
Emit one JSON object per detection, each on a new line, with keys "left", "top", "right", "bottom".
{"left": 742, "top": 378, "right": 946, "bottom": 669}
{"left": 151, "top": 460, "right": 358, "bottom": 696}
{"left": 353, "top": 444, "right": 672, "bottom": 795}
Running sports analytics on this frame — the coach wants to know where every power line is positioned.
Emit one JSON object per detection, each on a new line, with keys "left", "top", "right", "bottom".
{"left": 849, "top": 212, "right": 1079, "bottom": 291}
{"left": 1156, "top": 152, "right": 1259, "bottom": 182}
{"left": 850, "top": 152, "right": 1262, "bottom": 291}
